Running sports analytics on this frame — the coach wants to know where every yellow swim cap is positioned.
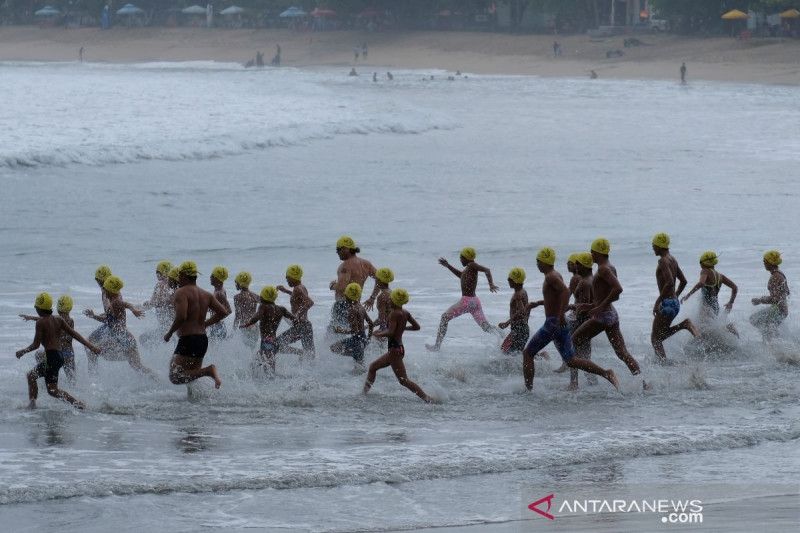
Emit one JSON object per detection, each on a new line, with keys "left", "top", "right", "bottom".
{"left": 57, "top": 295, "right": 73, "bottom": 313}
{"left": 95, "top": 265, "right": 112, "bottom": 282}
{"left": 178, "top": 261, "right": 199, "bottom": 277}
{"left": 376, "top": 267, "right": 394, "bottom": 284}
{"left": 576, "top": 252, "right": 593, "bottom": 269}
{"left": 508, "top": 267, "right": 526, "bottom": 285}
{"left": 168, "top": 267, "right": 180, "bottom": 282}
{"left": 763, "top": 250, "right": 782, "bottom": 266}
{"left": 35, "top": 292, "right": 53, "bottom": 311}
{"left": 336, "top": 235, "right": 356, "bottom": 249}
{"left": 536, "top": 247, "right": 556, "bottom": 266}
{"left": 567, "top": 253, "right": 579, "bottom": 265}
{"left": 591, "top": 238, "right": 611, "bottom": 255}
{"left": 344, "top": 282, "right": 362, "bottom": 302}
{"left": 211, "top": 266, "right": 228, "bottom": 282}
{"left": 286, "top": 264, "right": 303, "bottom": 282}
{"left": 652, "top": 232, "right": 670, "bottom": 250}
{"left": 699, "top": 251, "right": 718, "bottom": 267}
{"left": 390, "top": 288, "right": 409, "bottom": 307}
{"left": 156, "top": 261, "right": 172, "bottom": 276}
{"left": 235, "top": 271, "right": 252, "bottom": 288}
{"left": 460, "top": 247, "right": 477, "bottom": 261}
{"left": 103, "top": 275, "right": 124, "bottom": 295}
{"left": 260, "top": 286, "right": 278, "bottom": 303}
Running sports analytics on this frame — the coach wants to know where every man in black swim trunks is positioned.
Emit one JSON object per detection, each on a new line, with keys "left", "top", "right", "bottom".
{"left": 164, "top": 261, "right": 230, "bottom": 389}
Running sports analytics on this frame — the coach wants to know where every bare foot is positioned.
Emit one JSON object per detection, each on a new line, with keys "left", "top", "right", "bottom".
{"left": 643, "top": 379, "right": 652, "bottom": 391}
{"left": 606, "top": 369, "right": 620, "bottom": 391}
{"left": 425, "top": 344, "right": 440, "bottom": 352}
{"left": 534, "top": 351, "right": 550, "bottom": 360}
{"left": 684, "top": 320, "right": 701, "bottom": 338}
{"left": 553, "top": 363, "right": 568, "bottom": 373}
{"left": 28, "top": 400, "right": 36, "bottom": 409}
{"left": 74, "top": 400, "right": 86, "bottom": 410}
{"left": 208, "top": 365, "right": 222, "bottom": 389}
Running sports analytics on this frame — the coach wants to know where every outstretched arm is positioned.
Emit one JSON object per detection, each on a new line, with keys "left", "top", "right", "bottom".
{"left": 205, "top": 295, "right": 231, "bottom": 329}
{"left": 675, "top": 265, "right": 688, "bottom": 297}
{"left": 474, "top": 263, "right": 499, "bottom": 293}
{"left": 62, "top": 318, "right": 100, "bottom": 353}
{"left": 438, "top": 257, "right": 462, "bottom": 278}
{"left": 680, "top": 271, "right": 708, "bottom": 303}
{"left": 16, "top": 322, "right": 43, "bottom": 358}
{"left": 123, "top": 300, "right": 144, "bottom": 318}
{"left": 721, "top": 275, "right": 737, "bottom": 311}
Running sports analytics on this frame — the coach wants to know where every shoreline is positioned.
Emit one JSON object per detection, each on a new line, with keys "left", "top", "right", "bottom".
{"left": 1, "top": 27, "right": 799, "bottom": 85}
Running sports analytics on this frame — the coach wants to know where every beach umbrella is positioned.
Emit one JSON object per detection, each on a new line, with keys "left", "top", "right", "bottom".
{"left": 721, "top": 9, "right": 748, "bottom": 20}
{"left": 34, "top": 6, "right": 61, "bottom": 16}
{"left": 311, "top": 8, "right": 336, "bottom": 17}
{"left": 220, "top": 6, "right": 245, "bottom": 16}
{"left": 779, "top": 8, "right": 800, "bottom": 19}
{"left": 279, "top": 7, "right": 307, "bottom": 18}
{"left": 116, "top": 4, "right": 143, "bottom": 15}
{"left": 181, "top": 5, "right": 207, "bottom": 15}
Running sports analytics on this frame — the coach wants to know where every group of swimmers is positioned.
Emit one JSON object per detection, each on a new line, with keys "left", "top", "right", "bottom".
{"left": 16, "top": 234, "right": 789, "bottom": 408}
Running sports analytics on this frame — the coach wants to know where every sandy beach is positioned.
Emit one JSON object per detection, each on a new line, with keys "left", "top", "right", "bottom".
{"left": 1, "top": 26, "right": 799, "bottom": 84}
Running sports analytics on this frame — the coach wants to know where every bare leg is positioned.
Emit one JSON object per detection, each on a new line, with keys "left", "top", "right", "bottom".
{"left": 86, "top": 347, "right": 99, "bottom": 374}
{"left": 169, "top": 355, "right": 221, "bottom": 388}
{"left": 426, "top": 314, "right": 451, "bottom": 351}
{"left": 726, "top": 323, "right": 740, "bottom": 338}
{"left": 391, "top": 357, "right": 431, "bottom": 402}
{"left": 126, "top": 348, "right": 159, "bottom": 381}
{"left": 651, "top": 314, "right": 671, "bottom": 362}
{"left": 522, "top": 349, "right": 536, "bottom": 390}
{"left": 363, "top": 352, "right": 392, "bottom": 394}
{"left": 606, "top": 323, "right": 641, "bottom": 375}
{"left": 26, "top": 370, "right": 39, "bottom": 407}
{"left": 63, "top": 358, "right": 77, "bottom": 386}
{"left": 566, "top": 357, "right": 619, "bottom": 390}
{"left": 46, "top": 383, "right": 85, "bottom": 409}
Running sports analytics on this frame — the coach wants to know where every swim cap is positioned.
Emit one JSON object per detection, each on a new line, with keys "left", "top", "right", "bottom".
{"left": 652, "top": 232, "right": 670, "bottom": 250}
{"left": 103, "top": 275, "right": 124, "bottom": 295}
{"left": 260, "top": 286, "right": 278, "bottom": 303}
{"left": 591, "top": 238, "right": 611, "bottom": 255}
{"left": 390, "top": 288, "right": 409, "bottom": 307}
{"left": 35, "top": 292, "right": 53, "bottom": 311}
{"left": 576, "top": 252, "right": 593, "bottom": 269}
{"left": 567, "top": 253, "right": 579, "bottom": 265}
{"left": 699, "top": 251, "right": 718, "bottom": 267}
{"left": 178, "top": 261, "right": 199, "bottom": 277}
{"left": 211, "top": 266, "right": 228, "bottom": 282}
{"left": 235, "top": 271, "right": 252, "bottom": 288}
{"left": 285, "top": 264, "right": 303, "bottom": 282}
{"left": 57, "top": 295, "right": 73, "bottom": 313}
{"left": 336, "top": 235, "right": 356, "bottom": 249}
{"left": 508, "top": 267, "right": 526, "bottom": 285}
{"left": 95, "top": 265, "right": 112, "bottom": 282}
{"left": 763, "top": 250, "right": 782, "bottom": 266}
{"left": 168, "top": 267, "right": 180, "bottom": 282}
{"left": 536, "top": 247, "right": 556, "bottom": 266}
{"left": 376, "top": 267, "right": 394, "bottom": 284}
{"left": 460, "top": 247, "right": 477, "bottom": 261}
{"left": 344, "top": 282, "right": 362, "bottom": 302}
{"left": 156, "top": 261, "right": 172, "bottom": 276}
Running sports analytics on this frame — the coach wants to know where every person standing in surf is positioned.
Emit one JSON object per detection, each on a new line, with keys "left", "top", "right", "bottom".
{"left": 523, "top": 248, "right": 619, "bottom": 391}
{"left": 650, "top": 233, "right": 699, "bottom": 362}
{"left": 208, "top": 266, "right": 232, "bottom": 341}
{"left": 164, "top": 261, "right": 229, "bottom": 388}
{"left": 276, "top": 264, "right": 316, "bottom": 360}
{"left": 240, "top": 286, "right": 295, "bottom": 374}
{"left": 426, "top": 247, "right": 500, "bottom": 351}
{"left": 750, "top": 250, "right": 789, "bottom": 341}
{"left": 233, "top": 271, "right": 260, "bottom": 349}
{"left": 680, "top": 251, "right": 739, "bottom": 338}
{"left": 498, "top": 267, "right": 530, "bottom": 355}
{"left": 329, "top": 235, "right": 378, "bottom": 334}
{"left": 570, "top": 238, "right": 646, "bottom": 388}
{"left": 16, "top": 292, "right": 101, "bottom": 409}
{"left": 364, "top": 288, "right": 432, "bottom": 403}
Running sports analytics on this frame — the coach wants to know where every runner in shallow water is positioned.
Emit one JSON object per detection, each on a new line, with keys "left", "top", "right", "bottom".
{"left": 681, "top": 250, "right": 739, "bottom": 338}
{"left": 750, "top": 250, "right": 789, "bottom": 342}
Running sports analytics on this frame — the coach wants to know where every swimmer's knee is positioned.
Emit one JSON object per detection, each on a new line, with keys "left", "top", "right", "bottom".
{"left": 46, "top": 385, "right": 60, "bottom": 397}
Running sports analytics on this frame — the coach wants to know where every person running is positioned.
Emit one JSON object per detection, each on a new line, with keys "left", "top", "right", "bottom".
{"left": 276, "top": 264, "right": 316, "bottom": 360}
{"left": 680, "top": 62, "right": 687, "bottom": 83}
{"left": 650, "top": 233, "right": 699, "bottom": 362}
{"left": 329, "top": 235, "right": 378, "bottom": 333}
{"left": 164, "top": 261, "right": 229, "bottom": 388}
{"left": 233, "top": 271, "right": 260, "bottom": 349}
{"left": 330, "top": 283, "right": 374, "bottom": 370}
{"left": 750, "top": 250, "right": 789, "bottom": 341}
{"left": 571, "top": 238, "right": 645, "bottom": 386}
{"left": 85, "top": 275, "right": 158, "bottom": 379}
{"left": 681, "top": 251, "right": 739, "bottom": 337}
{"left": 19, "top": 294, "right": 80, "bottom": 384}
{"left": 140, "top": 260, "right": 174, "bottom": 346}
{"left": 499, "top": 267, "right": 530, "bottom": 354}
{"left": 16, "top": 292, "right": 100, "bottom": 409}
{"left": 523, "top": 248, "right": 619, "bottom": 391}
{"left": 84, "top": 264, "right": 113, "bottom": 347}
{"left": 426, "top": 247, "right": 500, "bottom": 351}
{"left": 554, "top": 253, "right": 582, "bottom": 373}
{"left": 208, "top": 266, "right": 232, "bottom": 341}
{"left": 566, "top": 252, "right": 597, "bottom": 390}
{"left": 364, "top": 288, "right": 432, "bottom": 403}
{"left": 372, "top": 267, "right": 395, "bottom": 331}
{"left": 240, "top": 286, "right": 295, "bottom": 374}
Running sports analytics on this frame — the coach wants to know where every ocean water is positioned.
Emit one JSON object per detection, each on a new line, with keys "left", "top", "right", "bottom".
{"left": 1, "top": 61, "right": 799, "bottom": 532}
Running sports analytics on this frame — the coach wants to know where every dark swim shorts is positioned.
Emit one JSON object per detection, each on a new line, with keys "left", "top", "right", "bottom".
{"left": 175, "top": 334, "right": 209, "bottom": 358}
{"left": 34, "top": 349, "right": 64, "bottom": 385}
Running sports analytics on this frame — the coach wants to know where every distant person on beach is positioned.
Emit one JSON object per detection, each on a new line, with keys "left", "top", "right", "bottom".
{"left": 164, "top": 261, "right": 229, "bottom": 388}
{"left": 233, "top": 271, "right": 260, "bottom": 349}
{"left": 681, "top": 251, "right": 739, "bottom": 338}
{"left": 256, "top": 51, "right": 264, "bottom": 67}
{"left": 353, "top": 46, "right": 360, "bottom": 61}
{"left": 426, "top": 247, "right": 500, "bottom": 352}
{"left": 680, "top": 62, "right": 687, "bottom": 83}
{"left": 276, "top": 265, "right": 316, "bottom": 360}
{"left": 17, "top": 293, "right": 99, "bottom": 409}
{"left": 364, "top": 288, "right": 432, "bottom": 403}
{"left": 349, "top": 68, "right": 358, "bottom": 76}
{"left": 272, "top": 44, "right": 281, "bottom": 66}
{"left": 650, "top": 233, "right": 699, "bottom": 363}
{"left": 330, "top": 283, "right": 375, "bottom": 371}
{"left": 208, "top": 266, "right": 232, "bottom": 340}
{"left": 387, "top": 71, "right": 393, "bottom": 80}
{"left": 523, "top": 248, "right": 620, "bottom": 391}
{"left": 498, "top": 268, "right": 530, "bottom": 355}
{"left": 590, "top": 70, "right": 598, "bottom": 79}
{"left": 240, "top": 286, "right": 294, "bottom": 374}
{"left": 362, "top": 43, "right": 368, "bottom": 59}
{"left": 329, "top": 235, "right": 378, "bottom": 334}
{"left": 571, "top": 239, "right": 647, "bottom": 388}
{"left": 750, "top": 250, "right": 789, "bottom": 341}
{"left": 19, "top": 295, "right": 81, "bottom": 385}
{"left": 79, "top": 47, "right": 84, "bottom": 62}
{"left": 373, "top": 72, "right": 377, "bottom": 82}
{"left": 85, "top": 275, "right": 159, "bottom": 380}
{"left": 553, "top": 41, "right": 561, "bottom": 57}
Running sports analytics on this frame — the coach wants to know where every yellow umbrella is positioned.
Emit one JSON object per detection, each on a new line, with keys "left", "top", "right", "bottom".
{"left": 779, "top": 8, "right": 800, "bottom": 18}
{"left": 721, "top": 9, "right": 748, "bottom": 20}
